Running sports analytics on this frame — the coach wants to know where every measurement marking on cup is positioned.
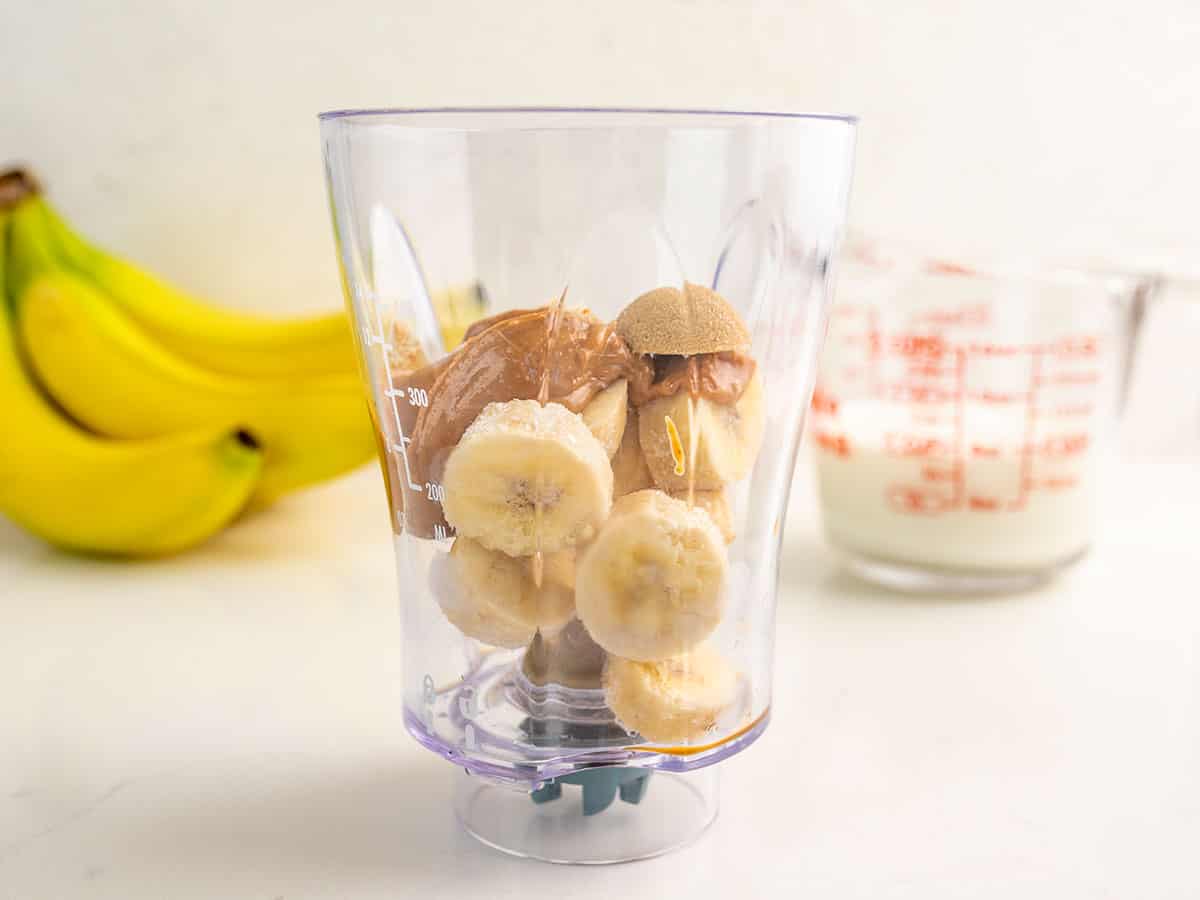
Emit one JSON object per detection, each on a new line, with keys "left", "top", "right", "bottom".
{"left": 459, "top": 686, "right": 478, "bottom": 719}
{"left": 388, "top": 439, "right": 424, "bottom": 491}
{"left": 367, "top": 334, "right": 394, "bottom": 353}
{"left": 422, "top": 674, "right": 435, "bottom": 726}
{"left": 824, "top": 316, "right": 1103, "bottom": 520}
{"left": 370, "top": 302, "right": 424, "bottom": 493}
{"left": 425, "top": 481, "right": 445, "bottom": 502}
{"left": 1013, "top": 348, "right": 1042, "bottom": 510}
{"left": 952, "top": 347, "right": 966, "bottom": 508}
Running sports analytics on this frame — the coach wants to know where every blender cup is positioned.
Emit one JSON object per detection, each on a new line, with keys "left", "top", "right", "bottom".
{"left": 810, "top": 254, "right": 1145, "bottom": 593}
{"left": 320, "top": 108, "right": 855, "bottom": 863}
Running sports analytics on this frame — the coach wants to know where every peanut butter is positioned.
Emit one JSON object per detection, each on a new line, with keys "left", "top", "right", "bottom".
{"left": 628, "top": 351, "right": 756, "bottom": 407}
{"left": 390, "top": 307, "right": 652, "bottom": 536}
{"left": 388, "top": 305, "right": 757, "bottom": 538}
{"left": 411, "top": 307, "right": 652, "bottom": 467}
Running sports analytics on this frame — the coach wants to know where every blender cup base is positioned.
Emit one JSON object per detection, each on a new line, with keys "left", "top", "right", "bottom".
{"left": 454, "top": 766, "right": 718, "bottom": 864}
{"left": 838, "top": 547, "right": 1089, "bottom": 595}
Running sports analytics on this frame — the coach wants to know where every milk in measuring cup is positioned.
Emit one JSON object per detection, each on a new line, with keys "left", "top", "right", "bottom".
{"left": 811, "top": 283, "right": 1117, "bottom": 577}
{"left": 813, "top": 399, "right": 1100, "bottom": 572}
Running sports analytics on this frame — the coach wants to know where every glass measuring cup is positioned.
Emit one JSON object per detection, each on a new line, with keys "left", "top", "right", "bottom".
{"left": 321, "top": 108, "right": 855, "bottom": 862}
{"left": 810, "top": 252, "right": 1145, "bottom": 593}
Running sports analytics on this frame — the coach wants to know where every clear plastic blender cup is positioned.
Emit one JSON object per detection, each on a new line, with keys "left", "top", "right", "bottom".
{"left": 320, "top": 108, "right": 855, "bottom": 863}
{"left": 810, "top": 253, "right": 1145, "bottom": 593}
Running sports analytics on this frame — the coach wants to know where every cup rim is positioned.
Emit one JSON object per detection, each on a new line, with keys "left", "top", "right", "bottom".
{"left": 841, "top": 239, "right": 1149, "bottom": 294}
{"left": 317, "top": 105, "right": 858, "bottom": 124}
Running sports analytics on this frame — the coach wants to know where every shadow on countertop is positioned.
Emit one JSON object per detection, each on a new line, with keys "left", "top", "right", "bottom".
{"left": 778, "top": 530, "right": 1056, "bottom": 608}
{"left": 122, "top": 753, "right": 531, "bottom": 886}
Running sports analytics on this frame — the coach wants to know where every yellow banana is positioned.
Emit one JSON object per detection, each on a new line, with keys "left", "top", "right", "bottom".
{"left": 0, "top": 211, "right": 264, "bottom": 556}
{"left": 7, "top": 175, "right": 356, "bottom": 379}
{"left": 430, "top": 282, "right": 489, "bottom": 350}
{"left": 12, "top": 268, "right": 375, "bottom": 506}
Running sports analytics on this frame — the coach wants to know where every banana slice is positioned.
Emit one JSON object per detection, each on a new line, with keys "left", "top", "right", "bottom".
{"left": 611, "top": 406, "right": 654, "bottom": 497}
{"left": 580, "top": 379, "right": 628, "bottom": 458}
{"left": 575, "top": 490, "right": 727, "bottom": 661}
{"left": 639, "top": 371, "right": 765, "bottom": 492}
{"left": 604, "top": 643, "right": 738, "bottom": 744}
{"left": 523, "top": 547, "right": 576, "bottom": 592}
{"left": 433, "top": 537, "right": 575, "bottom": 648}
{"left": 521, "top": 618, "right": 607, "bottom": 689}
{"left": 441, "top": 399, "right": 612, "bottom": 557}
{"left": 668, "top": 489, "right": 735, "bottom": 544}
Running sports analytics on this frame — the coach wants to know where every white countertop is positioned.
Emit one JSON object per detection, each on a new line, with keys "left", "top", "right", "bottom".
{"left": 2, "top": 457, "right": 1197, "bottom": 899}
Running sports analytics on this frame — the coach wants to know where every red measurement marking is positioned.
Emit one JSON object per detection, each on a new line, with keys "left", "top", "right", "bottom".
{"left": 912, "top": 304, "right": 990, "bottom": 327}
{"left": 925, "top": 260, "right": 977, "bottom": 276}
{"left": 811, "top": 388, "right": 839, "bottom": 416}
{"left": 813, "top": 431, "right": 852, "bottom": 458}
{"left": 1039, "top": 434, "right": 1090, "bottom": 457}
{"left": 891, "top": 334, "right": 948, "bottom": 357}
{"left": 952, "top": 347, "right": 967, "bottom": 507}
{"left": 1052, "top": 403, "right": 1095, "bottom": 418}
{"left": 970, "top": 444, "right": 1001, "bottom": 458}
{"left": 867, "top": 308, "right": 883, "bottom": 398}
{"left": 1017, "top": 348, "right": 1042, "bottom": 510}
{"left": 885, "top": 434, "right": 952, "bottom": 458}
{"left": 1036, "top": 371, "right": 1100, "bottom": 386}
{"left": 889, "top": 384, "right": 956, "bottom": 404}
{"left": 1050, "top": 335, "right": 1100, "bottom": 358}
{"left": 1039, "top": 476, "right": 1079, "bottom": 490}
{"left": 967, "top": 390, "right": 1029, "bottom": 405}
{"left": 921, "top": 465, "right": 957, "bottom": 482}
{"left": 887, "top": 485, "right": 952, "bottom": 515}
{"left": 906, "top": 363, "right": 955, "bottom": 378}
{"left": 968, "top": 495, "right": 1001, "bottom": 510}
{"left": 964, "top": 341, "right": 1026, "bottom": 357}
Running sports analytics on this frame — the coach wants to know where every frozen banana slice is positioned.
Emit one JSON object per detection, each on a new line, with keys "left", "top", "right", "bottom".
{"left": 611, "top": 406, "right": 654, "bottom": 497}
{"left": 576, "top": 490, "right": 727, "bottom": 661}
{"left": 433, "top": 537, "right": 575, "bottom": 648}
{"left": 523, "top": 546, "right": 576, "bottom": 592}
{"left": 668, "top": 488, "right": 734, "bottom": 544}
{"left": 580, "top": 379, "right": 628, "bottom": 458}
{"left": 639, "top": 371, "right": 764, "bottom": 492}
{"left": 604, "top": 642, "right": 737, "bottom": 744}
{"left": 442, "top": 399, "right": 612, "bottom": 557}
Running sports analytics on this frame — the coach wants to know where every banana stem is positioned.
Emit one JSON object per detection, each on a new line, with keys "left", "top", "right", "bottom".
{"left": 5, "top": 197, "right": 61, "bottom": 307}
{"left": 0, "top": 169, "right": 41, "bottom": 213}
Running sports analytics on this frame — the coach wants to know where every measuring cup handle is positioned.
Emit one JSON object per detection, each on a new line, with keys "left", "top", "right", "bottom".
{"left": 1116, "top": 274, "right": 1164, "bottom": 417}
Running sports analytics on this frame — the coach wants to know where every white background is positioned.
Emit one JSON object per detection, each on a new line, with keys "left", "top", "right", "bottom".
{"left": 3, "top": 0, "right": 1199, "bottom": 315}
{"left": 6, "top": 0, "right": 1198, "bottom": 453}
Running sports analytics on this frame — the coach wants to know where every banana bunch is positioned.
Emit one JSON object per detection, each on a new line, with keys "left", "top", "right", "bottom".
{"left": 0, "top": 169, "right": 375, "bottom": 556}
{"left": 429, "top": 282, "right": 489, "bottom": 351}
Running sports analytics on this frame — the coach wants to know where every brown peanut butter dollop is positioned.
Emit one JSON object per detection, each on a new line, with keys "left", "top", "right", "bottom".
{"left": 628, "top": 351, "right": 756, "bottom": 407}
{"left": 389, "top": 307, "right": 652, "bottom": 537}
{"left": 408, "top": 307, "right": 653, "bottom": 471}
{"left": 387, "top": 304, "right": 757, "bottom": 538}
